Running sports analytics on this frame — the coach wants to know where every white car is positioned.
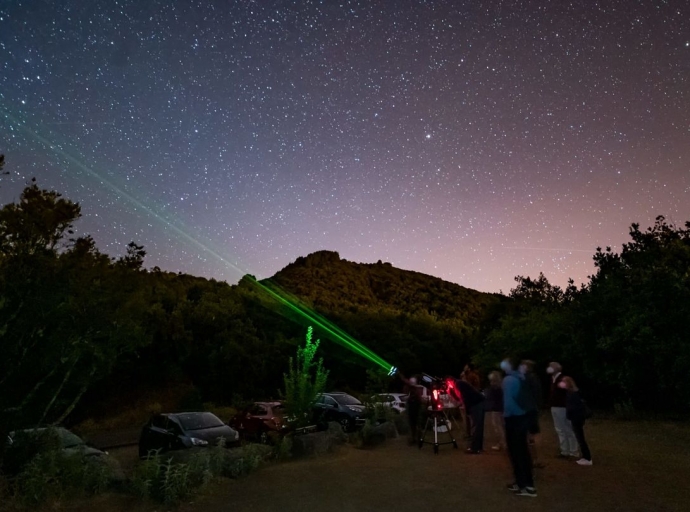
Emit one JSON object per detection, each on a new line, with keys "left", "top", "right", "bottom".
{"left": 371, "top": 393, "right": 408, "bottom": 414}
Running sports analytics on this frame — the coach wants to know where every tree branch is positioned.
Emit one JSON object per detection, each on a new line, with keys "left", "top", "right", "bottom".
{"left": 36, "top": 357, "right": 78, "bottom": 426}
{"left": 53, "top": 364, "right": 97, "bottom": 425}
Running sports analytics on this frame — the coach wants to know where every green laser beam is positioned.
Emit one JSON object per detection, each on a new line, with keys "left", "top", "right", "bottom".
{"left": 255, "top": 277, "right": 391, "bottom": 369}
{"left": 260, "top": 279, "right": 391, "bottom": 368}
{"left": 1, "top": 108, "right": 394, "bottom": 373}
{"left": 1, "top": 109, "right": 248, "bottom": 277}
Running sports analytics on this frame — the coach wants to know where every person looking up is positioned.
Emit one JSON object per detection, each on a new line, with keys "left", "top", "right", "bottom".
{"left": 560, "top": 376, "right": 593, "bottom": 466}
{"left": 547, "top": 362, "right": 578, "bottom": 458}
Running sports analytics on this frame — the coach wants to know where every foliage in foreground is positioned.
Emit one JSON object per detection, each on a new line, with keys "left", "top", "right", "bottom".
{"left": 130, "top": 442, "right": 271, "bottom": 505}
{"left": 282, "top": 326, "right": 329, "bottom": 428}
{"left": 13, "top": 450, "right": 112, "bottom": 506}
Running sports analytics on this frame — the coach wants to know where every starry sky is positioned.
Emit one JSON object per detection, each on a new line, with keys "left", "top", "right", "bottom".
{"left": 1, "top": 0, "right": 689, "bottom": 293}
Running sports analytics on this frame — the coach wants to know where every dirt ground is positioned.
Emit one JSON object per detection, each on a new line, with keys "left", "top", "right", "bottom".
{"left": 70, "top": 415, "right": 690, "bottom": 512}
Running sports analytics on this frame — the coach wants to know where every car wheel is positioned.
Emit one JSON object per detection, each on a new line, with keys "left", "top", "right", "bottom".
{"left": 339, "top": 418, "right": 351, "bottom": 433}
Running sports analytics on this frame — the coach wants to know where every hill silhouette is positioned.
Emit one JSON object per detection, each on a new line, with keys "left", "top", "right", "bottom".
{"left": 245, "top": 250, "right": 505, "bottom": 386}
{"left": 268, "top": 250, "right": 500, "bottom": 327}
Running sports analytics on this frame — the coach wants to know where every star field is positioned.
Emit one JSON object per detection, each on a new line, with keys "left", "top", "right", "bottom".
{"left": 1, "top": 0, "right": 689, "bottom": 293}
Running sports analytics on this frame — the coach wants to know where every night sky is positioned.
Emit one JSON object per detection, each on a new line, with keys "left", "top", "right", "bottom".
{"left": 1, "top": 1, "right": 689, "bottom": 293}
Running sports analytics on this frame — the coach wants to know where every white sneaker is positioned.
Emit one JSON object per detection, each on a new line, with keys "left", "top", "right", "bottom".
{"left": 576, "top": 458, "right": 593, "bottom": 466}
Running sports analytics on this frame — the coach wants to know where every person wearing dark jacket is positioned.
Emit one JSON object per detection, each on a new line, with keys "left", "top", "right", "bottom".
{"left": 560, "top": 376, "right": 593, "bottom": 466}
{"left": 453, "top": 377, "right": 485, "bottom": 454}
{"left": 400, "top": 372, "right": 425, "bottom": 445}
{"left": 484, "top": 371, "right": 505, "bottom": 451}
{"left": 520, "top": 360, "right": 544, "bottom": 467}
{"left": 547, "top": 361, "right": 579, "bottom": 457}
{"left": 460, "top": 364, "right": 481, "bottom": 439}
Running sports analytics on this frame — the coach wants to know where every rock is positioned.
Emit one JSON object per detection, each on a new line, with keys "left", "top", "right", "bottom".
{"left": 377, "top": 421, "right": 399, "bottom": 439}
{"left": 325, "top": 421, "right": 347, "bottom": 445}
{"left": 290, "top": 422, "right": 345, "bottom": 458}
{"left": 361, "top": 421, "right": 398, "bottom": 447}
{"left": 291, "top": 431, "right": 329, "bottom": 458}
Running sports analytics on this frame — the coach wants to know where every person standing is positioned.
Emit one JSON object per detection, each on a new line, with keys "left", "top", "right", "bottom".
{"left": 461, "top": 363, "right": 481, "bottom": 390}
{"left": 460, "top": 363, "right": 481, "bottom": 438}
{"left": 520, "top": 360, "right": 544, "bottom": 468}
{"left": 501, "top": 359, "right": 536, "bottom": 498}
{"left": 484, "top": 371, "right": 505, "bottom": 451}
{"left": 454, "top": 376, "right": 485, "bottom": 454}
{"left": 547, "top": 362, "right": 578, "bottom": 458}
{"left": 400, "top": 373, "right": 424, "bottom": 445}
{"left": 560, "top": 376, "right": 593, "bottom": 466}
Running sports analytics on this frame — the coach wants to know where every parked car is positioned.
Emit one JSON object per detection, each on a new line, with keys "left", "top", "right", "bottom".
{"left": 370, "top": 393, "right": 407, "bottom": 414}
{"left": 139, "top": 412, "right": 239, "bottom": 458}
{"left": 229, "top": 401, "right": 288, "bottom": 444}
{"left": 6, "top": 427, "right": 124, "bottom": 480}
{"left": 313, "top": 392, "right": 366, "bottom": 432}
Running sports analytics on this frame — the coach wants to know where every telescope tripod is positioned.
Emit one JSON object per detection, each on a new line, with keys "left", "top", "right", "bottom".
{"left": 419, "top": 408, "right": 460, "bottom": 454}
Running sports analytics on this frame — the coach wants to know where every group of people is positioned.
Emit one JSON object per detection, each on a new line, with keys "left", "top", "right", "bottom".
{"left": 401, "top": 360, "right": 592, "bottom": 499}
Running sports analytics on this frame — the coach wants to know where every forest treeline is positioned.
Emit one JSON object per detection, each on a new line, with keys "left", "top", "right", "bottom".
{"left": 1, "top": 155, "right": 689, "bottom": 446}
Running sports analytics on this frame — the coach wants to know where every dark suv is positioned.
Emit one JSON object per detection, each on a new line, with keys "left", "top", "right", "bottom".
{"left": 313, "top": 392, "right": 366, "bottom": 432}
{"left": 139, "top": 412, "right": 239, "bottom": 458}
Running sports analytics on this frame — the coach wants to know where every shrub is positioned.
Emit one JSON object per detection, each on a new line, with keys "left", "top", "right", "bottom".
{"left": 129, "top": 442, "right": 272, "bottom": 505}
{"left": 0, "top": 473, "right": 9, "bottom": 499}
{"left": 274, "top": 435, "right": 293, "bottom": 460}
{"left": 14, "top": 450, "right": 113, "bottom": 506}
{"left": 2, "top": 428, "right": 62, "bottom": 477}
{"left": 130, "top": 452, "right": 199, "bottom": 505}
{"left": 282, "top": 326, "right": 329, "bottom": 429}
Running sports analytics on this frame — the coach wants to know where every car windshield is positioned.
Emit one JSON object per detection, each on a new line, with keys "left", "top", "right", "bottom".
{"left": 177, "top": 413, "right": 224, "bottom": 431}
{"left": 331, "top": 394, "right": 362, "bottom": 406}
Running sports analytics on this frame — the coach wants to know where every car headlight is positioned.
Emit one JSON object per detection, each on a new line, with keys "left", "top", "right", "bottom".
{"left": 347, "top": 406, "right": 359, "bottom": 412}
{"left": 190, "top": 437, "right": 208, "bottom": 446}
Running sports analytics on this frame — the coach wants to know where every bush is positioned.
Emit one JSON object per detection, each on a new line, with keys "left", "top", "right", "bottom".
{"left": 129, "top": 442, "right": 272, "bottom": 505}
{"left": 362, "top": 401, "right": 397, "bottom": 425}
{"left": 0, "top": 473, "right": 11, "bottom": 503}
{"left": 282, "top": 326, "right": 329, "bottom": 429}
{"left": 1, "top": 427, "right": 115, "bottom": 508}
{"left": 130, "top": 452, "right": 201, "bottom": 505}
{"left": 274, "top": 435, "right": 293, "bottom": 460}
{"left": 14, "top": 450, "right": 113, "bottom": 507}
{"left": 357, "top": 419, "right": 398, "bottom": 447}
{"left": 2, "top": 428, "right": 64, "bottom": 477}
